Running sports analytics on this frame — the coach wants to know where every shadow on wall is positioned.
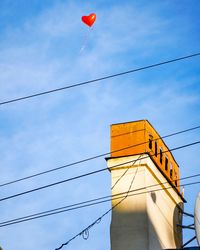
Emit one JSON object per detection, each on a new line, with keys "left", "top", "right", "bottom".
{"left": 110, "top": 210, "right": 162, "bottom": 250}
{"left": 110, "top": 200, "right": 184, "bottom": 250}
{"left": 173, "top": 202, "right": 184, "bottom": 248}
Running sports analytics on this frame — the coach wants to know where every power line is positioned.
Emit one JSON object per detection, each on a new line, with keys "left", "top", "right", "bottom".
{"left": 55, "top": 163, "right": 140, "bottom": 250}
{"left": 0, "top": 172, "right": 199, "bottom": 228}
{"left": 1, "top": 124, "right": 200, "bottom": 188}
{"left": 0, "top": 154, "right": 141, "bottom": 228}
{"left": 1, "top": 179, "right": 199, "bottom": 228}
{"left": 0, "top": 140, "right": 199, "bottom": 203}
{"left": 111, "top": 153, "right": 143, "bottom": 190}
{"left": 54, "top": 179, "right": 200, "bottom": 250}
{"left": 0, "top": 52, "right": 200, "bottom": 106}
{"left": 0, "top": 128, "right": 145, "bottom": 188}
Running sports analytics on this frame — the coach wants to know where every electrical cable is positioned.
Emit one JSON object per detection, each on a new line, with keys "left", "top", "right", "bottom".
{"left": 78, "top": 157, "right": 139, "bottom": 244}
{"left": 54, "top": 180, "right": 200, "bottom": 249}
{"left": 0, "top": 172, "right": 199, "bottom": 228}
{"left": 0, "top": 52, "right": 200, "bottom": 106}
{"left": 0, "top": 155, "right": 142, "bottom": 227}
{"left": 56, "top": 155, "right": 140, "bottom": 249}
{"left": 0, "top": 154, "right": 140, "bottom": 230}
{"left": 0, "top": 140, "right": 199, "bottom": 203}
{"left": 0, "top": 128, "right": 146, "bottom": 188}
{"left": 0, "top": 179, "right": 200, "bottom": 228}
{"left": 111, "top": 153, "right": 143, "bottom": 190}
{"left": 1, "top": 124, "right": 200, "bottom": 188}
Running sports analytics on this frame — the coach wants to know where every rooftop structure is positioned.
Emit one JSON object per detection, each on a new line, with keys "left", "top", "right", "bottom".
{"left": 107, "top": 120, "right": 185, "bottom": 250}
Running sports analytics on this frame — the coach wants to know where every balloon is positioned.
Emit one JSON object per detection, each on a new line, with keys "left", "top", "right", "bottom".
{"left": 82, "top": 13, "right": 96, "bottom": 27}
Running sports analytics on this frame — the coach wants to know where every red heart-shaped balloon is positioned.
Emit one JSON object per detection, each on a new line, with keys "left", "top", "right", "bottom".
{"left": 82, "top": 13, "right": 96, "bottom": 27}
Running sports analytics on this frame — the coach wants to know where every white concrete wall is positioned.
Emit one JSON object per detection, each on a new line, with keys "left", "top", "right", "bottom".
{"left": 107, "top": 154, "right": 183, "bottom": 250}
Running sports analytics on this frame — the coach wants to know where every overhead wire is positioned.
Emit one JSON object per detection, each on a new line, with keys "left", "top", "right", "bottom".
{"left": 0, "top": 128, "right": 145, "bottom": 188}
{"left": 1, "top": 124, "right": 200, "bottom": 188}
{"left": 0, "top": 154, "right": 141, "bottom": 229}
{"left": 0, "top": 52, "right": 200, "bottom": 106}
{"left": 0, "top": 172, "right": 199, "bottom": 228}
{"left": 0, "top": 155, "right": 148, "bottom": 227}
{"left": 79, "top": 156, "right": 140, "bottom": 242}
{"left": 0, "top": 140, "right": 199, "bottom": 202}
{"left": 54, "top": 179, "right": 200, "bottom": 249}
{"left": 111, "top": 152, "right": 143, "bottom": 190}
{"left": 55, "top": 155, "right": 140, "bottom": 250}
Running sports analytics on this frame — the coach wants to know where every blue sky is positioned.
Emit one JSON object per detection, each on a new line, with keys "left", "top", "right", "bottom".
{"left": 0, "top": 1, "right": 200, "bottom": 249}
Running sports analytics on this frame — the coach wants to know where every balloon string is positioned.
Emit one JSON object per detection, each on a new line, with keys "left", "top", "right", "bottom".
{"left": 80, "top": 27, "right": 93, "bottom": 53}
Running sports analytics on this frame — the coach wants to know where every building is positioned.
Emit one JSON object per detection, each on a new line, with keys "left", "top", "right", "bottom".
{"left": 106, "top": 120, "right": 185, "bottom": 250}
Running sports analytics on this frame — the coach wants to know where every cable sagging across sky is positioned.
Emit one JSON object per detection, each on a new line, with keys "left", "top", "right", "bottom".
{"left": 0, "top": 52, "right": 200, "bottom": 106}
{"left": 0, "top": 175, "right": 199, "bottom": 228}
{"left": 54, "top": 179, "right": 200, "bottom": 249}
{"left": 55, "top": 154, "right": 141, "bottom": 250}
{"left": 0, "top": 140, "right": 199, "bottom": 204}
{"left": 0, "top": 140, "right": 199, "bottom": 203}
{"left": 1, "top": 124, "right": 200, "bottom": 188}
